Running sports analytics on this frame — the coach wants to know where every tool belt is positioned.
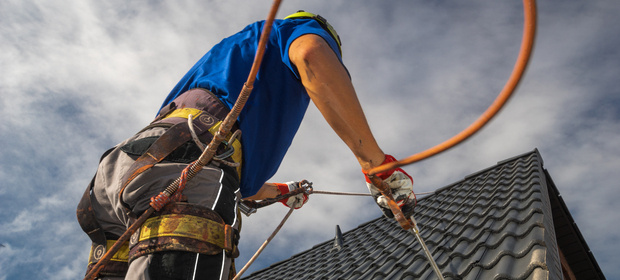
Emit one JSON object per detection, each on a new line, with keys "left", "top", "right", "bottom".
{"left": 128, "top": 202, "right": 239, "bottom": 263}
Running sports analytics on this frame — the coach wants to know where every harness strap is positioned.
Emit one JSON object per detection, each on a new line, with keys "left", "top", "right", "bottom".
{"left": 129, "top": 202, "right": 239, "bottom": 263}
{"left": 76, "top": 177, "right": 106, "bottom": 249}
{"left": 77, "top": 148, "right": 125, "bottom": 276}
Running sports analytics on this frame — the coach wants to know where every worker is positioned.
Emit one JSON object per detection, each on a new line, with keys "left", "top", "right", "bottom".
{"left": 77, "top": 10, "right": 415, "bottom": 280}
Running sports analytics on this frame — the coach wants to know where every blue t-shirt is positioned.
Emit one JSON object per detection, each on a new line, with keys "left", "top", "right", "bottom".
{"left": 160, "top": 19, "right": 344, "bottom": 197}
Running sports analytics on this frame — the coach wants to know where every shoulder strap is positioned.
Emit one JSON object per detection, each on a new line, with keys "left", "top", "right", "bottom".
{"left": 76, "top": 148, "right": 115, "bottom": 258}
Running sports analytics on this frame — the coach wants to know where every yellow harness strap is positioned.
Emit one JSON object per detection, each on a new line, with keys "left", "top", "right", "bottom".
{"left": 138, "top": 214, "right": 235, "bottom": 252}
{"left": 164, "top": 108, "right": 203, "bottom": 120}
{"left": 129, "top": 203, "right": 239, "bottom": 263}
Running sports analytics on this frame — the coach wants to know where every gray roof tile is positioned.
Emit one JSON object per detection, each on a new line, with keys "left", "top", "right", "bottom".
{"left": 243, "top": 150, "right": 605, "bottom": 280}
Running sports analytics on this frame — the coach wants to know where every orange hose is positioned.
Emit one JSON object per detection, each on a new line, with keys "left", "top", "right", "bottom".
{"left": 368, "top": 0, "right": 537, "bottom": 176}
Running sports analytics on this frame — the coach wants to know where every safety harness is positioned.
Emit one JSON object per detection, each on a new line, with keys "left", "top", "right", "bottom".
{"left": 77, "top": 88, "right": 241, "bottom": 277}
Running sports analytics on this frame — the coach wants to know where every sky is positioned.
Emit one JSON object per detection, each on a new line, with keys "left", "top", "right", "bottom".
{"left": 1, "top": 0, "right": 619, "bottom": 279}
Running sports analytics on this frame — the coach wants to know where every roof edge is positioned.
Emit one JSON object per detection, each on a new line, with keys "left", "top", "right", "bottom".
{"left": 434, "top": 148, "right": 541, "bottom": 195}
{"left": 544, "top": 168, "right": 607, "bottom": 279}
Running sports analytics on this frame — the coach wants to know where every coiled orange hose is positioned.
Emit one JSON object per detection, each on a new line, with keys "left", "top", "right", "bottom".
{"left": 368, "top": 0, "right": 537, "bottom": 176}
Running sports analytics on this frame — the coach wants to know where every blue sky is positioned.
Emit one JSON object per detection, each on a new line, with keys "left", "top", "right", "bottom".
{"left": 1, "top": 0, "right": 619, "bottom": 279}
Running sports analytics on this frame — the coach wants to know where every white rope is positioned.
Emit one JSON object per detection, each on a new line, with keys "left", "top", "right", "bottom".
{"left": 187, "top": 114, "right": 206, "bottom": 151}
{"left": 311, "top": 189, "right": 435, "bottom": 197}
{"left": 233, "top": 208, "right": 295, "bottom": 280}
{"left": 311, "top": 190, "right": 371, "bottom": 196}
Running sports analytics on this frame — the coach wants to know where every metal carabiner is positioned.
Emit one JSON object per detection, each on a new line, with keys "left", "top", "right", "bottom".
{"left": 214, "top": 141, "right": 235, "bottom": 160}
{"left": 299, "top": 180, "right": 314, "bottom": 194}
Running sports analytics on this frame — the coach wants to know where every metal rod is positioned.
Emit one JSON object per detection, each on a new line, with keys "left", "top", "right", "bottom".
{"left": 409, "top": 216, "right": 445, "bottom": 280}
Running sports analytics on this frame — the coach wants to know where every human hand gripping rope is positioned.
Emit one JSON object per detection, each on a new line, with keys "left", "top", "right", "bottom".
{"left": 364, "top": 154, "right": 417, "bottom": 219}
{"left": 275, "top": 181, "right": 310, "bottom": 209}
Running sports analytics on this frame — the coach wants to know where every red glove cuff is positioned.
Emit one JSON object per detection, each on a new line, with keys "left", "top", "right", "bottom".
{"left": 364, "top": 154, "right": 405, "bottom": 183}
{"left": 275, "top": 183, "right": 291, "bottom": 205}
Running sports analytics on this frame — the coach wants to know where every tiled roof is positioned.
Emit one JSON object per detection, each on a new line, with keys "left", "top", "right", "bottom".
{"left": 243, "top": 149, "right": 605, "bottom": 280}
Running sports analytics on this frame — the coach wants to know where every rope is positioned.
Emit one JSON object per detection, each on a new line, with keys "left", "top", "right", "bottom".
{"left": 311, "top": 190, "right": 371, "bottom": 197}
{"left": 187, "top": 114, "right": 206, "bottom": 151}
{"left": 233, "top": 208, "right": 295, "bottom": 280}
{"left": 241, "top": 187, "right": 435, "bottom": 211}
{"left": 310, "top": 189, "right": 436, "bottom": 197}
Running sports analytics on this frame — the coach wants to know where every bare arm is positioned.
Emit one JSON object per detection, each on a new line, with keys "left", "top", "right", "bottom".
{"left": 246, "top": 35, "right": 386, "bottom": 201}
{"left": 243, "top": 183, "right": 280, "bottom": 201}
{"left": 289, "top": 34, "right": 385, "bottom": 171}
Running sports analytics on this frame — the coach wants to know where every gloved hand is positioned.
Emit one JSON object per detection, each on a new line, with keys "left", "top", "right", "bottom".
{"left": 275, "top": 181, "right": 309, "bottom": 209}
{"left": 364, "top": 155, "right": 416, "bottom": 218}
